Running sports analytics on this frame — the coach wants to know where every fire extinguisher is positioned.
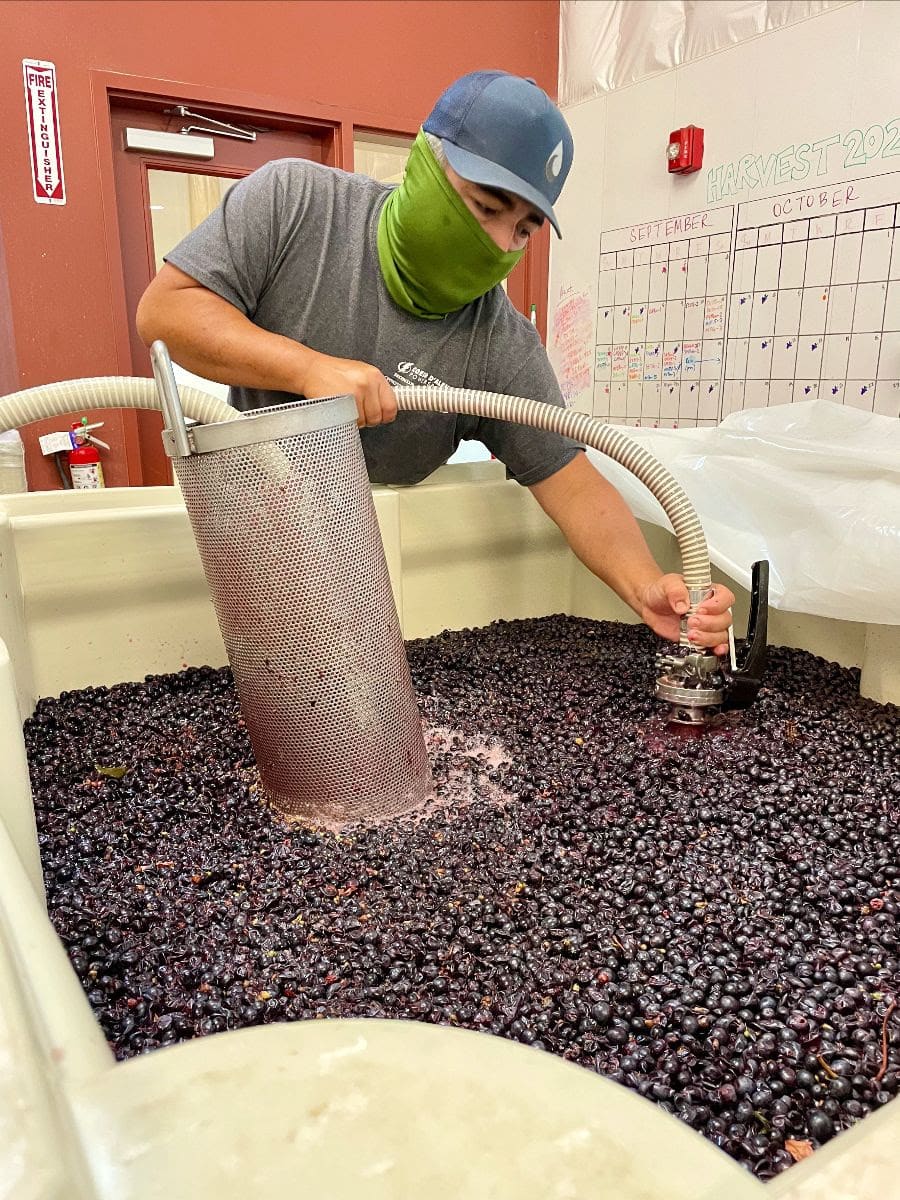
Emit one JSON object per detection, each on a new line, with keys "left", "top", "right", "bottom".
{"left": 67, "top": 417, "right": 109, "bottom": 489}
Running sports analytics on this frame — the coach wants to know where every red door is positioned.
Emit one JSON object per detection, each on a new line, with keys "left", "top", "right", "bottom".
{"left": 110, "top": 97, "right": 336, "bottom": 378}
{"left": 24, "top": 95, "right": 337, "bottom": 491}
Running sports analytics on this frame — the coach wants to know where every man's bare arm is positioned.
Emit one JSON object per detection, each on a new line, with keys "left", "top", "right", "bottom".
{"left": 136, "top": 264, "right": 397, "bottom": 427}
{"left": 529, "top": 453, "right": 733, "bottom": 652}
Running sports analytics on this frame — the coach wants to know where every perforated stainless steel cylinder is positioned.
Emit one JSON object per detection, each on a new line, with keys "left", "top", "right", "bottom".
{"left": 162, "top": 394, "right": 433, "bottom": 826}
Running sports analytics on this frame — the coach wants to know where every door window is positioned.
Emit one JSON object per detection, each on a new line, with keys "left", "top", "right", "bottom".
{"left": 147, "top": 169, "right": 236, "bottom": 271}
{"left": 353, "top": 132, "right": 413, "bottom": 184}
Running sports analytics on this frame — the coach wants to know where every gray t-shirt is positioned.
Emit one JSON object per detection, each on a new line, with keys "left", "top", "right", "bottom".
{"left": 165, "top": 158, "right": 581, "bottom": 486}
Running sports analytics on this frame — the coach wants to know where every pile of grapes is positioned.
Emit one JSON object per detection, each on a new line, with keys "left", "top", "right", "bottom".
{"left": 27, "top": 617, "right": 899, "bottom": 1179}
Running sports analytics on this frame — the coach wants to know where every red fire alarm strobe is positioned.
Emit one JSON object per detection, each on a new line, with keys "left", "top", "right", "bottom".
{"left": 667, "top": 126, "right": 704, "bottom": 174}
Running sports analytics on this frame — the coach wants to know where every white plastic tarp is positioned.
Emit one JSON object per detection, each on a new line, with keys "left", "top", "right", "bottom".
{"left": 559, "top": 0, "right": 850, "bottom": 105}
{"left": 588, "top": 401, "right": 900, "bottom": 625}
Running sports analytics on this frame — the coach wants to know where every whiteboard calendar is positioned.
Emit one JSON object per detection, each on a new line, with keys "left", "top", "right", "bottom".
{"left": 592, "top": 172, "right": 900, "bottom": 427}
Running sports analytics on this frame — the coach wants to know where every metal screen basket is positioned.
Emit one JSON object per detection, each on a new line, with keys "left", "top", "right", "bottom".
{"left": 156, "top": 357, "right": 432, "bottom": 826}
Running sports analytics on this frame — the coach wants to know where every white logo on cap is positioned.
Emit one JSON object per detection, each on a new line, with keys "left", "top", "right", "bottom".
{"left": 545, "top": 140, "right": 564, "bottom": 181}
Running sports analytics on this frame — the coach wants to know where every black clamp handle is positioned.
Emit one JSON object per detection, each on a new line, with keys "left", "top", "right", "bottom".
{"left": 722, "top": 560, "right": 769, "bottom": 711}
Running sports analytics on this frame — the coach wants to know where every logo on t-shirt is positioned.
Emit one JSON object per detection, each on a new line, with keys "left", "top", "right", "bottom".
{"left": 391, "top": 360, "right": 449, "bottom": 389}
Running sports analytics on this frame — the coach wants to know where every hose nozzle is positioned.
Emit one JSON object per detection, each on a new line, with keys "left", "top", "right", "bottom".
{"left": 656, "top": 650, "right": 724, "bottom": 726}
{"left": 656, "top": 561, "right": 770, "bottom": 727}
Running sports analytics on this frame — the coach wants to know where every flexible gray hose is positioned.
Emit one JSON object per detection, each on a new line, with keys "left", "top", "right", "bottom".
{"left": 0, "top": 375, "right": 238, "bottom": 431}
{"left": 394, "top": 387, "right": 711, "bottom": 595}
{"left": 0, "top": 374, "right": 711, "bottom": 605}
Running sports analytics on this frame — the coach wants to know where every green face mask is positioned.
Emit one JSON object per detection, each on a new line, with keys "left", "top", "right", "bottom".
{"left": 377, "top": 130, "right": 523, "bottom": 320}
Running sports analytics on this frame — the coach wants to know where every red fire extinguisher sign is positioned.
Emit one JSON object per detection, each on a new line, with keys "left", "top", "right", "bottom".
{"left": 22, "top": 59, "right": 66, "bottom": 205}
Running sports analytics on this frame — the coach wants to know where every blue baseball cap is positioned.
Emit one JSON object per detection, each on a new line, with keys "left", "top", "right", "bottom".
{"left": 423, "top": 70, "right": 574, "bottom": 237}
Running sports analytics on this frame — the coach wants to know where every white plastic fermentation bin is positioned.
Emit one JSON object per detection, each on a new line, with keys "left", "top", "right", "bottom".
{"left": 0, "top": 467, "right": 897, "bottom": 1199}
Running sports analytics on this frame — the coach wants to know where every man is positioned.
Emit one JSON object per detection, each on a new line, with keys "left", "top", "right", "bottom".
{"left": 137, "top": 70, "right": 733, "bottom": 651}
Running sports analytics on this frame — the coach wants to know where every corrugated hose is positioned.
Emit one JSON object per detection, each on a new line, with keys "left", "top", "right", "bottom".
{"left": 0, "top": 375, "right": 712, "bottom": 636}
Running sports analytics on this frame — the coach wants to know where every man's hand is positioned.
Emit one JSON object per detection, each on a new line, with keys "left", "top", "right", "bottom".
{"left": 298, "top": 350, "right": 398, "bottom": 428}
{"left": 637, "top": 575, "right": 735, "bottom": 655}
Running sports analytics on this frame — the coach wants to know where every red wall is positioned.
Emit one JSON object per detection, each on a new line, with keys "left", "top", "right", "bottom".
{"left": 0, "top": 0, "right": 560, "bottom": 391}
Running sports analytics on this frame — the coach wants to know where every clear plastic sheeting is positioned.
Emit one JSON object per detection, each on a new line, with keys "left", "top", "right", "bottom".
{"left": 587, "top": 401, "right": 900, "bottom": 624}
{"left": 559, "top": 0, "right": 851, "bottom": 105}
{"left": 0, "top": 430, "right": 26, "bottom": 494}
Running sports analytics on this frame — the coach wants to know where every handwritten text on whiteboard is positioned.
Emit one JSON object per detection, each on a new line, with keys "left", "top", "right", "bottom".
{"left": 707, "top": 118, "right": 900, "bottom": 203}
{"left": 601, "top": 205, "right": 733, "bottom": 254}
